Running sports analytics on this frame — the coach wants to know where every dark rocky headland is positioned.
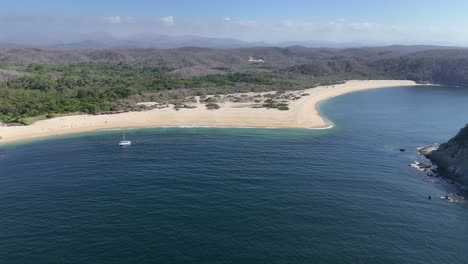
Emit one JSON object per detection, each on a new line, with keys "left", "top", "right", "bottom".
{"left": 424, "top": 124, "right": 468, "bottom": 186}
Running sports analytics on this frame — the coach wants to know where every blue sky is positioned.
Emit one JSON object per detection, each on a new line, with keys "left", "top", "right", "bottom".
{"left": 1, "top": 0, "right": 468, "bottom": 45}
{"left": 2, "top": 0, "right": 466, "bottom": 22}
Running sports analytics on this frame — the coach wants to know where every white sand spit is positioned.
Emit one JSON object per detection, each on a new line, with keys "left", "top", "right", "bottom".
{"left": 0, "top": 80, "right": 420, "bottom": 144}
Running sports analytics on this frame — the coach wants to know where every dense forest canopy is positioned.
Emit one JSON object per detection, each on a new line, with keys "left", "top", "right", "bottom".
{"left": 1, "top": 46, "right": 468, "bottom": 123}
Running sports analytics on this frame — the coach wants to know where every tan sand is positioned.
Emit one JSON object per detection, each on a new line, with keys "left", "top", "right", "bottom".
{"left": 0, "top": 80, "right": 420, "bottom": 145}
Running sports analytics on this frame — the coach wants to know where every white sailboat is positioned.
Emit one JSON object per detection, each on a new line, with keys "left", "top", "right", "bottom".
{"left": 118, "top": 132, "right": 131, "bottom": 146}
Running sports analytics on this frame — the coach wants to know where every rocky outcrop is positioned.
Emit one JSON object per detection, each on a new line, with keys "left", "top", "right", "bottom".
{"left": 426, "top": 124, "right": 468, "bottom": 186}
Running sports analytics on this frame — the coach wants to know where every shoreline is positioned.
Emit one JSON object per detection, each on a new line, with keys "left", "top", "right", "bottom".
{"left": 0, "top": 80, "right": 421, "bottom": 145}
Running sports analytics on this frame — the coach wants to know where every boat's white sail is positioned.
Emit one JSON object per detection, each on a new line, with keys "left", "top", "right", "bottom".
{"left": 118, "top": 131, "right": 132, "bottom": 146}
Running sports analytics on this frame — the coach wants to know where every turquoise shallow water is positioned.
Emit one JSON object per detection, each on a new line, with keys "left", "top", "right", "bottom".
{"left": 0, "top": 85, "right": 467, "bottom": 264}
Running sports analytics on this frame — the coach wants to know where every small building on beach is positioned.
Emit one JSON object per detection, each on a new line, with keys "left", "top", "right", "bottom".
{"left": 248, "top": 56, "right": 265, "bottom": 63}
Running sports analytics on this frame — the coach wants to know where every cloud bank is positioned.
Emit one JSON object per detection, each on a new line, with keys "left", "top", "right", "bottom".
{"left": 160, "top": 16, "right": 175, "bottom": 26}
{"left": 103, "top": 16, "right": 135, "bottom": 24}
{"left": 0, "top": 15, "right": 467, "bottom": 46}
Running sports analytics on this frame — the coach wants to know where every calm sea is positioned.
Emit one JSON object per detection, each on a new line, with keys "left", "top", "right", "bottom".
{"left": 1, "top": 85, "right": 467, "bottom": 264}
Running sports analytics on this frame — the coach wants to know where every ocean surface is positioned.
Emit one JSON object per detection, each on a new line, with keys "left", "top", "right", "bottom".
{"left": 1, "top": 85, "right": 467, "bottom": 264}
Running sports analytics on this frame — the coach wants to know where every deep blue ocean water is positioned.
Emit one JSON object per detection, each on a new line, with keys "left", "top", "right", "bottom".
{"left": 0, "top": 85, "right": 467, "bottom": 264}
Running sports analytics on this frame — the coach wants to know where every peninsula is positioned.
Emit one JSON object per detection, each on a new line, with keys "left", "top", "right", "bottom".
{"left": 0, "top": 80, "right": 418, "bottom": 144}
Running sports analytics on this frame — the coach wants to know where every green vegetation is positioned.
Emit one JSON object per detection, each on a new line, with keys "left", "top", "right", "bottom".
{"left": 46, "top": 113, "right": 56, "bottom": 119}
{"left": 205, "top": 102, "right": 220, "bottom": 110}
{"left": 3, "top": 46, "right": 468, "bottom": 123}
{"left": 277, "top": 105, "right": 290, "bottom": 111}
{"left": 0, "top": 63, "right": 309, "bottom": 122}
{"left": 211, "top": 67, "right": 231, "bottom": 72}
{"left": 262, "top": 99, "right": 289, "bottom": 110}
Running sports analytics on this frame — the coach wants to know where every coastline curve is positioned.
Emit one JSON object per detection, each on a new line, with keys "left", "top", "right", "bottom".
{"left": 0, "top": 80, "right": 421, "bottom": 145}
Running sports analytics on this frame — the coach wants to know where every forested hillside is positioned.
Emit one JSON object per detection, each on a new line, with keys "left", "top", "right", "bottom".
{"left": 1, "top": 46, "right": 468, "bottom": 123}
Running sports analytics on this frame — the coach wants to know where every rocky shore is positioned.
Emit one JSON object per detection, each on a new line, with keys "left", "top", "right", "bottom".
{"left": 422, "top": 124, "right": 468, "bottom": 186}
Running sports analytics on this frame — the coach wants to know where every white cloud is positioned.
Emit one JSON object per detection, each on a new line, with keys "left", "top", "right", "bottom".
{"left": 103, "top": 16, "right": 135, "bottom": 24}
{"left": 222, "top": 18, "right": 258, "bottom": 28}
{"left": 104, "top": 16, "right": 121, "bottom": 24}
{"left": 161, "top": 16, "right": 175, "bottom": 26}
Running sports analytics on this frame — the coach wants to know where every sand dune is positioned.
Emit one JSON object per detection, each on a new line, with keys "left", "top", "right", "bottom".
{"left": 0, "top": 80, "right": 420, "bottom": 144}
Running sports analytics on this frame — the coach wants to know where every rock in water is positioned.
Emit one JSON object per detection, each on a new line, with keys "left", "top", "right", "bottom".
{"left": 426, "top": 124, "right": 468, "bottom": 186}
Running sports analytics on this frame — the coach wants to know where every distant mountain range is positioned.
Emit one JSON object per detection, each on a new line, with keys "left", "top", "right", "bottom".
{"left": 0, "top": 34, "right": 369, "bottom": 49}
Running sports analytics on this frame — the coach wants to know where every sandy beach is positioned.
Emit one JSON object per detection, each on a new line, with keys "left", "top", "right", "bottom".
{"left": 0, "top": 80, "right": 420, "bottom": 144}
